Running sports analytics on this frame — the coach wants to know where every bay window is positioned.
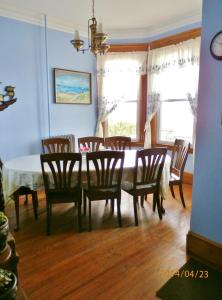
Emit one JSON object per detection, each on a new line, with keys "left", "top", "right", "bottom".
{"left": 96, "top": 51, "right": 147, "bottom": 142}
{"left": 145, "top": 37, "right": 201, "bottom": 147}
{"left": 157, "top": 64, "right": 199, "bottom": 144}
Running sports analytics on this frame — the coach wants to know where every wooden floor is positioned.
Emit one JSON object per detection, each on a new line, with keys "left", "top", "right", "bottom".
{"left": 5, "top": 184, "right": 192, "bottom": 300}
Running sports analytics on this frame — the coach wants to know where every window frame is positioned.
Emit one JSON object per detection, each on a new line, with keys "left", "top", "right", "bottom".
{"left": 102, "top": 45, "right": 148, "bottom": 147}
{"left": 103, "top": 28, "right": 201, "bottom": 151}
{"left": 157, "top": 98, "right": 195, "bottom": 145}
{"left": 103, "top": 76, "right": 147, "bottom": 146}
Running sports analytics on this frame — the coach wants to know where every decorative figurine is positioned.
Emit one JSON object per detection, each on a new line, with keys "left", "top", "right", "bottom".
{"left": 0, "top": 83, "right": 17, "bottom": 111}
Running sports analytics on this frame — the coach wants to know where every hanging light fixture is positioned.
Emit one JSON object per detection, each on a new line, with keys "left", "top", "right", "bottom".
{"left": 71, "top": 0, "right": 110, "bottom": 55}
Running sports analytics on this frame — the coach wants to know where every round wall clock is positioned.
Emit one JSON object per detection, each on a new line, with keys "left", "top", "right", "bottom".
{"left": 210, "top": 31, "right": 222, "bottom": 60}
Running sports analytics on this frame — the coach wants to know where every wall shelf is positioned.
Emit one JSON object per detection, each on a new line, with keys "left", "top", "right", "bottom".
{"left": 0, "top": 98, "right": 17, "bottom": 111}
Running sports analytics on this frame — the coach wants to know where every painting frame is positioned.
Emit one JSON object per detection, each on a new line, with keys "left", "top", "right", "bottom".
{"left": 54, "top": 68, "right": 92, "bottom": 105}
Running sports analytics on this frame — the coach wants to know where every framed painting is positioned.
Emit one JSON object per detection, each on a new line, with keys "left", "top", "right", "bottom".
{"left": 54, "top": 68, "right": 91, "bottom": 104}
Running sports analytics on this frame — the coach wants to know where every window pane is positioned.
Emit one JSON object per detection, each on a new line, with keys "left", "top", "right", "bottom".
{"left": 159, "top": 101, "right": 193, "bottom": 143}
{"left": 108, "top": 102, "right": 137, "bottom": 139}
{"left": 155, "top": 66, "right": 199, "bottom": 100}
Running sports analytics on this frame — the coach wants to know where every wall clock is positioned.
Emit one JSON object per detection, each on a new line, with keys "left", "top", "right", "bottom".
{"left": 210, "top": 31, "right": 222, "bottom": 60}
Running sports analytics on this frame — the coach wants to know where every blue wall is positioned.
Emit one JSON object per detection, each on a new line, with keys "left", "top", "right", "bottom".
{"left": 0, "top": 16, "right": 97, "bottom": 161}
{"left": 0, "top": 15, "right": 199, "bottom": 172}
{"left": 110, "top": 22, "right": 201, "bottom": 45}
{"left": 191, "top": 0, "right": 222, "bottom": 243}
{"left": 47, "top": 28, "right": 97, "bottom": 140}
{"left": 0, "top": 17, "right": 45, "bottom": 160}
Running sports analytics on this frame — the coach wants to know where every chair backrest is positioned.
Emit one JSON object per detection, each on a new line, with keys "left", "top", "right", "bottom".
{"left": 170, "top": 139, "right": 190, "bottom": 177}
{"left": 105, "top": 136, "right": 131, "bottom": 150}
{"left": 78, "top": 136, "right": 104, "bottom": 152}
{"left": 86, "top": 151, "right": 125, "bottom": 190}
{"left": 42, "top": 138, "right": 71, "bottom": 154}
{"left": 133, "top": 148, "right": 167, "bottom": 189}
{"left": 40, "top": 153, "right": 82, "bottom": 194}
{"left": 50, "top": 134, "right": 75, "bottom": 152}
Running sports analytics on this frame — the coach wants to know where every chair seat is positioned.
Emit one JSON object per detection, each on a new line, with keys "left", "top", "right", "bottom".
{"left": 47, "top": 190, "right": 82, "bottom": 203}
{"left": 13, "top": 186, "right": 35, "bottom": 196}
{"left": 84, "top": 186, "right": 119, "bottom": 200}
{"left": 122, "top": 181, "right": 157, "bottom": 196}
{"left": 13, "top": 186, "right": 38, "bottom": 231}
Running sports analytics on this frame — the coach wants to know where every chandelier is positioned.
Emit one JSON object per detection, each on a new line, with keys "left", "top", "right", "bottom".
{"left": 70, "top": 0, "right": 110, "bottom": 55}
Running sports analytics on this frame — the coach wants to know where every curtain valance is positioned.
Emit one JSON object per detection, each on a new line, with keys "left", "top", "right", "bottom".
{"left": 148, "top": 37, "right": 200, "bottom": 74}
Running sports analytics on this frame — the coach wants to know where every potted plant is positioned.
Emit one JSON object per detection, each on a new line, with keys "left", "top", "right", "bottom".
{"left": 0, "top": 212, "right": 9, "bottom": 252}
{"left": 0, "top": 268, "right": 17, "bottom": 300}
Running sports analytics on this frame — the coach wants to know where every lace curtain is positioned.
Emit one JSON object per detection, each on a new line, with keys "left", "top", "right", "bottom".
{"left": 96, "top": 51, "right": 147, "bottom": 137}
{"left": 144, "top": 37, "right": 200, "bottom": 148}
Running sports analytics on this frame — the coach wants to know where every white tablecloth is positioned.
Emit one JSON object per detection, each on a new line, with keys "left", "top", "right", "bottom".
{"left": 2, "top": 150, "right": 170, "bottom": 204}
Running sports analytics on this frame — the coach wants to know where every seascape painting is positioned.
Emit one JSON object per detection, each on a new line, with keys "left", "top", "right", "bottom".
{"left": 54, "top": 68, "right": 91, "bottom": 104}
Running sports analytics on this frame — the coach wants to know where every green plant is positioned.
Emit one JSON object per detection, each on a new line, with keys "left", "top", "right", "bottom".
{"left": 0, "top": 212, "right": 8, "bottom": 252}
{"left": 108, "top": 121, "right": 136, "bottom": 137}
{"left": 0, "top": 212, "right": 7, "bottom": 226}
{"left": 0, "top": 269, "right": 12, "bottom": 293}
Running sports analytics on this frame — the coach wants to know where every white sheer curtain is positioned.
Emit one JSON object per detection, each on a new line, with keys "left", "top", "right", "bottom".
{"left": 96, "top": 52, "right": 147, "bottom": 137}
{"left": 144, "top": 37, "right": 200, "bottom": 148}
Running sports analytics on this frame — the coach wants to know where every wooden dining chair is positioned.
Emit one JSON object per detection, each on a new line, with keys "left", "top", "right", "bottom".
{"left": 78, "top": 136, "right": 104, "bottom": 152}
{"left": 83, "top": 150, "right": 125, "bottom": 231}
{"left": 122, "top": 148, "right": 167, "bottom": 225}
{"left": 40, "top": 153, "right": 82, "bottom": 235}
{"left": 42, "top": 137, "right": 71, "bottom": 154}
{"left": 105, "top": 136, "right": 131, "bottom": 150}
{"left": 169, "top": 139, "right": 191, "bottom": 207}
{"left": 0, "top": 158, "right": 38, "bottom": 230}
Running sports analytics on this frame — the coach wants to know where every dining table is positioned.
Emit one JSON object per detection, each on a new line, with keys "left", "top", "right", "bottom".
{"left": 2, "top": 150, "right": 171, "bottom": 205}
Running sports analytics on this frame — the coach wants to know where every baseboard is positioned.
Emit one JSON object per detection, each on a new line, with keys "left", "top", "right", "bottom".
{"left": 187, "top": 231, "right": 222, "bottom": 271}
{"left": 183, "top": 172, "right": 193, "bottom": 184}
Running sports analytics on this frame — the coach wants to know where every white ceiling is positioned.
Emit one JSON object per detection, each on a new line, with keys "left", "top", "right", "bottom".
{"left": 0, "top": 0, "right": 202, "bottom": 39}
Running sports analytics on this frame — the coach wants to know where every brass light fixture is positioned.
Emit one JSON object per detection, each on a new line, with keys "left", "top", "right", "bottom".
{"left": 70, "top": 0, "right": 110, "bottom": 55}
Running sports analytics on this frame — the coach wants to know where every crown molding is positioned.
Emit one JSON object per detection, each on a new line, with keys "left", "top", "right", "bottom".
{"left": 0, "top": 4, "right": 88, "bottom": 36}
{"left": 0, "top": 4, "right": 201, "bottom": 40}
{"left": 108, "top": 12, "right": 202, "bottom": 39}
{"left": 0, "top": 5, "right": 43, "bottom": 26}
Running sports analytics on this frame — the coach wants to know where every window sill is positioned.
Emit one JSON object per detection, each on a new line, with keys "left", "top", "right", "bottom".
{"left": 131, "top": 141, "right": 144, "bottom": 148}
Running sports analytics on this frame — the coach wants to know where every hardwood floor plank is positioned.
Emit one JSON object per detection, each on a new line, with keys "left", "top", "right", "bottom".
{"left": 5, "top": 184, "right": 192, "bottom": 299}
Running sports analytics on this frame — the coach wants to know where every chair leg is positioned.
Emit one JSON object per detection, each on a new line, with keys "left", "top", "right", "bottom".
{"left": 46, "top": 202, "right": 51, "bottom": 235}
{"left": 36, "top": 193, "right": 39, "bottom": 208}
{"left": 140, "top": 196, "right": 144, "bottom": 207}
{"left": 161, "top": 196, "right": 165, "bottom": 214}
{"left": 155, "top": 193, "right": 162, "bottom": 220}
{"left": 170, "top": 184, "right": 175, "bottom": 198}
{"left": 133, "top": 196, "right": 138, "bottom": 226}
{"left": 14, "top": 194, "right": 19, "bottom": 231}
{"left": 111, "top": 199, "right": 115, "bottom": 213}
{"left": 24, "top": 195, "right": 28, "bottom": 205}
{"left": 153, "top": 194, "right": 156, "bottom": 212}
{"left": 105, "top": 199, "right": 109, "bottom": 206}
{"left": 0, "top": 193, "right": 4, "bottom": 212}
{"left": 32, "top": 191, "right": 38, "bottom": 220}
{"left": 88, "top": 200, "right": 92, "bottom": 232}
{"left": 117, "top": 198, "right": 122, "bottom": 227}
{"left": 77, "top": 201, "right": 82, "bottom": 232}
{"left": 83, "top": 191, "right": 87, "bottom": 215}
{"left": 179, "top": 182, "right": 186, "bottom": 208}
